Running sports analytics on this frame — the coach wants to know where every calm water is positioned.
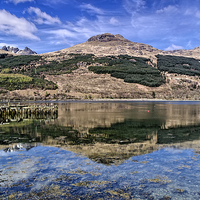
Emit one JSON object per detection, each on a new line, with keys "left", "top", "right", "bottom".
{"left": 1, "top": 101, "right": 200, "bottom": 199}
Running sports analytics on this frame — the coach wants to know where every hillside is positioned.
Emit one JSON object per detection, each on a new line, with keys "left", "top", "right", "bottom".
{"left": 0, "top": 49, "right": 16, "bottom": 57}
{"left": 1, "top": 33, "right": 200, "bottom": 101}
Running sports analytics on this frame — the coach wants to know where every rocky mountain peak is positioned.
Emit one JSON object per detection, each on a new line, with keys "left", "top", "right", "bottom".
{"left": 87, "top": 33, "right": 130, "bottom": 43}
{"left": 20, "top": 47, "right": 37, "bottom": 55}
{"left": 2, "top": 46, "right": 37, "bottom": 55}
{"left": 2, "top": 46, "right": 19, "bottom": 53}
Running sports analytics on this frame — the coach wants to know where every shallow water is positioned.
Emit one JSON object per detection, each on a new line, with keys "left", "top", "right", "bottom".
{"left": 1, "top": 102, "right": 200, "bottom": 199}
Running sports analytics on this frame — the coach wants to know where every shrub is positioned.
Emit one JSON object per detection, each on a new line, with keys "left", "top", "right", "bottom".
{"left": 0, "top": 74, "right": 57, "bottom": 91}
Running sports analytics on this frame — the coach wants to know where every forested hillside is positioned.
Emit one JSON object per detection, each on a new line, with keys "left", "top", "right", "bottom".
{"left": 0, "top": 53, "right": 166, "bottom": 89}
{"left": 156, "top": 55, "right": 200, "bottom": 76}
{"left": 1, "top": 52, "right": 200, "bottom": 100}
{"left": 0, "top": 55, "right": 57, "bottom": 90}
{"left": 89, "top": 55, "right": 165, "bottom": 87}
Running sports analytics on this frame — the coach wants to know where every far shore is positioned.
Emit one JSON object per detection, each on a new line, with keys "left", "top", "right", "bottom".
{"left": 1, "top": 99, "right": 200, "bottom": 104}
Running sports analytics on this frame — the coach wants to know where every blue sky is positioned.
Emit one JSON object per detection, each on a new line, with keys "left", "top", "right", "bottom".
{"left": 0, "top": 0, "right": 200, "bottom": 54}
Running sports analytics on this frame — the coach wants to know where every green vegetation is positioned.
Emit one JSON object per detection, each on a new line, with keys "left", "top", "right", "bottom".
{"left": 0, "top": 53, "right": 166, "bottom": 90}
{"left": 0, "top": 120, "right": 84, "bottom": 145}
{"left": 1, "top": 115, "right": 200, "bottom": 146}
{"left": 2, "top": 53, "right": 200, "bottom": 91}
{"left": 0, "top": 74, "right": 32, "bottom": 90}
{"left": 35, "top": 60, "right": 78, "bottom": 75}
{"left": 0, "top": 55, "right": 57, "bottom": 90}
{"left": 89, "top": 55, "right": 165, "bottom": 87}
{"left": 0, "top": 74, "right": 57, "bottom": 90}
{"left": 1, "top": 68, "right": 11, "bottom": 74}
{"left": 156, "top": 54, "right": 200, "bottom": 76}
{"left": 35, "top": 54, "right": 95, "bottom": 75}
{"left": 0, "top": 116, "right": 163, "bottom": 145}
{"left": 157, "top": 125, "right": 200, "bottom": 144}
{"left": 68, "top": 53, "right": 95, "bottom": 62}
{"left": 0, "top": 54, "right": 98, "bottom": 90}
{"left": 89, "top": 119, "right": 163, "bottom": 144}
{"left": 0, "top": 54, "right": 9, "bottom": 59}
{"left": 0, "top": 55, "right": 41, "bottom": 68}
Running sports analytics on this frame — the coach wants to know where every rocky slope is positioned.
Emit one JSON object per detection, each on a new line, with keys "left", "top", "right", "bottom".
{"left": 2, "top": 46, "right": 37, "bottom": 55}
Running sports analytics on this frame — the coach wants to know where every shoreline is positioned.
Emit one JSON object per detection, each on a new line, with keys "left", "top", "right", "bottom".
{"left": 1, "top": 98, "right": 200, "bottom": 104}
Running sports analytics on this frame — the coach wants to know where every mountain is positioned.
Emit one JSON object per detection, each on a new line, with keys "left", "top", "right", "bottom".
{"left": 48, "top": 33, "right": 162, "bottom": 60}
{"left": 2, "top": 46, "right": 37, "bottom": 55}
{"left": 1, "top": 33, "right": 200, "bottom": 101}
{"left": 45, "top": 33, "right": 200, "bottom": 65}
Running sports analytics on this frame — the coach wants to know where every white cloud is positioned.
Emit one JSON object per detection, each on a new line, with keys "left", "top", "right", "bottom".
{"left": 44, "top": 2, "right": 129, "bottom": 47}
{"left": 120, "top": 1, "right": 198, "bottom": 50}
{"left": 41, "top": 0, "right": 69, "bottom": 6}
{"left": 186, "top": 40, "right": 192, "bottom": 49}
{"left": 69, "top": 16, "right": 115, "bottom": 39}
{"left": 195, "top": 11, "right": 200, "bottom": 18}
{"left": 46, "top": 16, "right": 105, "bottom": 46}
{"left": 109, "top": 17, "right": 120, "bottom": 25}
{"left": 184, "top": 8, "right": 200, "bottom": 19}
{"left": 0, "top": 43, "right": 18, "bottom": 48}
{"left": 6, "top": 0, "right": 34, "bottom": 4}
{"left": 186, "top": 9, "right": 200, "bottom": 19}
{"left": 123, "top": 0, "right": 146, "bottom": 15}
{"left": 27, "top": 7, "right": 61, "bottom": 25}
{"left": 46, "top": 29, "right": 77, "bottom": 46}
{"left": 48, "top": 29, "right": 76, "bottom": 38}
{"left": 156, "top": 5, "right": 179, "bottom": 14}
{"left": 80, "top": 4, "right": 104, "bottom": 15}
{"left": 0, "top": 9, "right": 39, "bottom": 40}
{"left": 165, "top": 44, "right": 184, "bottom": 51}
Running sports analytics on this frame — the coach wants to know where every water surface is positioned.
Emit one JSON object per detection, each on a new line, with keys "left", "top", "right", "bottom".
{"left": 1, "top": 102, "right": 200, "bottom": 199}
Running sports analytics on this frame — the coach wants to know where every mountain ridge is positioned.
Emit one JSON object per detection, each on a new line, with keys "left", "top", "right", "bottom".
{"left": 2, "top": 46, "right": 37, "bottom": 55}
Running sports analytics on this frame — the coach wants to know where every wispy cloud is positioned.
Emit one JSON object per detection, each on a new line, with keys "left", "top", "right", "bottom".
{"left": 40, "top": 0, "right": 71, "bottom": 7}
{"left": 80, "top": 4, "right": 104, "bottom": 15}
{"left": 165, "top": 44, "right": 184, "bottom": 51}
{"left": 121, "top": 0, "right": 200, "bottom": 50}
{"left": 156, "top": 5, "right": 179, "bottom": 14}
{"left": 185, "top": 7, "right": 200, "bottom": 19}
{"left": 109, "top": 17, "right": 121, "bottom": 25}
{"left": 46, "top": 18, "right": 98, "bottom": 46}
{"left": 6, "top": 0, "right": 34, "bottom": 4}
{"left": 123, "top": 0, "right": 146, "bottom": 15}
{"left": 3, "top": 0, "right": 200, "bottom": 53}
{"left": 44, "top": 2, "right": 127, "bottom": 47}
{"left": 27, "top": 7, "right": 61, "bottom": 25}
{"left": 0, "top": 43, "right": 18, "bottom": 48}
{"left": 0, "top": 9, "right": 39, "bottom": 40}
{"left": 186, "top": 40, "right": 192, "bottom": 49}
{"left": 48, "top": 29, "right": 76, "bottom": 39}
{"left": 42, "top": 0, "right": 68, "bottom": 4}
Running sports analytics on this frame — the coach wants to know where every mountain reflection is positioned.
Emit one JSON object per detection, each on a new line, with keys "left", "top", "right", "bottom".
{"left": 57, "top": 102, "right": 200, "bottom": 131}
{"left": 1, "top": 102, "right": 200, "bottom": 165}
